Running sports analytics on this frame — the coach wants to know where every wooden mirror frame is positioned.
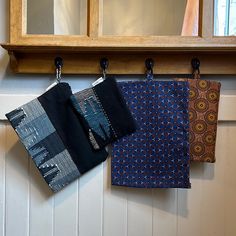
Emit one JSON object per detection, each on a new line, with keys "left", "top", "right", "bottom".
{"left": 1, "top": 0, "right": 236, "bottom": 75}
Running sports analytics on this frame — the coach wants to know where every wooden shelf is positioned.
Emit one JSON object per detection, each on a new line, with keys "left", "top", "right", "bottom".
{"left": 2, "top": 0, "right": 236, "bottom": 75}
{"left": 1, "top": 44, "right": 236, "bottom": 75}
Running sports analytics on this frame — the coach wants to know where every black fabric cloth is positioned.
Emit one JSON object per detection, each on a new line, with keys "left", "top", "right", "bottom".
{"left": 6, "top": 82, "right": 108, "bottom": 192}
{"left": 70, "top": 77, "right": 137, "bottom": 150}
{"left": 38, "top": 82, "right": 108, "bottom": 174}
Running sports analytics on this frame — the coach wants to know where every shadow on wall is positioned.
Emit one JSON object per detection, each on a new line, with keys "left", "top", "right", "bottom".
{"left": 0, "top": 122, "right": 216, "bottom": 217}
{"left": 1, "top": 125, "right": 54, "bottom": 200}
{"left": 104, "top": 147, "right": 215, "bottom": 218}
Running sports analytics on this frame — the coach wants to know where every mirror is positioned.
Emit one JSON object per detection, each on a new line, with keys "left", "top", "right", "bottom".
{"left": 26, "top": 0, "right": 87, "bottom": 35}
{"left": 102, "top": 0, "right": 199, "bottom": 36}
{"left": 214, "top": 0, "right": 236, "bottom": 36}
{"left": 26, "top": 0, "right": 199, "bottom": 36}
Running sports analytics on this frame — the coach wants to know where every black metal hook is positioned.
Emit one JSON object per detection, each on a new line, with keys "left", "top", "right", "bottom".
{"left": 191, "top": 58, "right": 200, "bottom": 71}
{"left": 145, "top": 58, "right": 154, "bottom": 71}
{"left": 145, "top": 58, "right": 154, "bottom": 79}
{"left": 100, "top": 58, "right": 109, "bottom": 78}
{"left": 54, "top": 57, "right": 63, "bottom": 82}
{"left": 55, "top": 57, "right": 63, "bottom": 69}
{"left": 191, "top": 58, "right": 200, "bottom": 79}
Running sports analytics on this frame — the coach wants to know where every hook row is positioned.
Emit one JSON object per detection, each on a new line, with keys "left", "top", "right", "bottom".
{"left": 54, "top": 57, "right": 201, "bottom": 81}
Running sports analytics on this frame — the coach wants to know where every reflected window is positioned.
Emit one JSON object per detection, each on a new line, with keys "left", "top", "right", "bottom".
{"left": 214, "top": 0, "right": 236, "bottom": 36}
{"left": 102, "top": 0, "right": 199, "bottom": 36}
{"left": 26, "top": 0, "right": 87, "bottom": 35}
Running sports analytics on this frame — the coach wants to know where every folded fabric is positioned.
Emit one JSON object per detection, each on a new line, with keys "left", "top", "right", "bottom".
{"left": 177, "top": 78, "right": 221, "bottom": 162}
{"left": 6, "top": 83, "right": 108, "bottom": 192}
{"left": 112, "top": 80, "right": 191, "bottom": 188}
{"left": 70, "top": 77, "right": 136, "bottom": 150}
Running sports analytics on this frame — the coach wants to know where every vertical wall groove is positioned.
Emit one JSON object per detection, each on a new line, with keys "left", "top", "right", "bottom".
{"left": 2, "top": 123, "right": 7, "bottom": 235}
{"left": 77, "top": 179, "right": 80, "bottom": 236}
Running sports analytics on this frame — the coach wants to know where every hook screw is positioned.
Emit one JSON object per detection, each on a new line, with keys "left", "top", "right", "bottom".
{"left": 55, "top": 57, "right": 63, "bottom": 83}
{"left": 145, "top": 58, "right": 154, "bottom": 80}
{"left": 100, "top": 58, "right": 109, "bottom": 79}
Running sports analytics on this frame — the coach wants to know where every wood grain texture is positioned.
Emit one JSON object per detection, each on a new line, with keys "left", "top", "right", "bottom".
{"left": 87, "top": 0, "right": 100, "bottom": 37}
{"left": 10, "top": 0, "right": 23, "bottom": 43}
{"left": 1, "top": 49, "right": 236, "bottom": 74}
{"left": 4, "top": 0, "right": 236, "bottom": 75}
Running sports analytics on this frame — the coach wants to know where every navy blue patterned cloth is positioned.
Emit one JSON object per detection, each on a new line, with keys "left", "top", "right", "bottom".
{"left": 111, "top": 80, "right": 191, "bottom": 188}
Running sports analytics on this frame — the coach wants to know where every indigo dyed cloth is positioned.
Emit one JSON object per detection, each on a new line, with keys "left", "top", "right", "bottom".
{"left": 6, "top": 83, "right": 108, "bottom": 192}
{"left": 70, "top": 77, "right": 136, "bottom": 150}
{"left": 177, "top": 78, "right": 221, "bottom": 163}
{"left": 112, "top": 80, "right": 191, "bottom": 188}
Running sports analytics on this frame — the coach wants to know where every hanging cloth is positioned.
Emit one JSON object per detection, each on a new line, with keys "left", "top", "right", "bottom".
{"left": 111, "top": 77, "right": 191, "bottom": 188}
{"left": 6, "top": 83, "right": 108, "bottom": 192}
{"left": 70, "top": 77, "right": 137, "bottom": 150}
{"left": 177, "top": 72, "right": 221, "bottom": 163}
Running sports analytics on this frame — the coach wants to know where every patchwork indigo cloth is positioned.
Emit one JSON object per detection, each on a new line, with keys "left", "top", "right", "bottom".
{"left": 177, "top": 78, "right": 221, "bottom": 163}
{"left": 112, "top": 80, "right": 191, "bottom": 188}
{"left": 6, "top": 83, "right": 108, "bottom": 192}
{"left": 70, "top": 77, "right": 136, "bottom": 150}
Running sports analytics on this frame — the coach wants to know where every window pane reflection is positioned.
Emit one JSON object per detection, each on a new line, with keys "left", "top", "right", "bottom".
{"left": 102, "top": 0, "right": 199, "bottom": 36}
{"left": 214, "top": 0, "right": 236, "bottom": 36}
{"left": 27, "top": 0, "right": 87, "bottom": 35}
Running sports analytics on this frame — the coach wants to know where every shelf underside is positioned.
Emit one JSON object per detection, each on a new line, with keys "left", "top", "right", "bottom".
{"left": 1, "top": 44, "right": 236, "bottom": 75}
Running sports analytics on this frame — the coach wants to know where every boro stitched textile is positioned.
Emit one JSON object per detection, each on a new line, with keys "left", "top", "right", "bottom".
{"left": 6, "top": 83, "right": 108, "bottom": 192}
{"left": 177, "top": 78, "right": 221, "bottom": 163}
{"left": 111, "top": 80, "right": 191, "bottom": 188}
{"left": 70, "top": 77, "right": 136, "bottom": 150}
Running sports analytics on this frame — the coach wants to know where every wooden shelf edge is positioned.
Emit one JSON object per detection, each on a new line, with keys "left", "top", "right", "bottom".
{"left": 1, "top": 44, "right": 236, "bottom": 75}
{"left": 2, "top": 43, "right": 236, "bottom": 52}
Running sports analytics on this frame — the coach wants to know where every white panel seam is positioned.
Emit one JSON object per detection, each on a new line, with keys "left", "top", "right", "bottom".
{"left": 3, "top": 125, "right": 6, "bottom": 236}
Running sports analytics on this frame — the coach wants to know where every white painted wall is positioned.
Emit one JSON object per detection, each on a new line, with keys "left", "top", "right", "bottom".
{"left": 1, "top": 1, "right": 236, "bottom": 236}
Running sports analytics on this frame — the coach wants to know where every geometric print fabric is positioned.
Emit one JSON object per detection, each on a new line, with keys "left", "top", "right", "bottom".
{"left": 70, "top": 77, "right": 137, "bottom": 150}
{"left": 71, "top": 87, "right": 113, "bottom": 150}
{"left": 6, "top": 82, "right": 108, "bottom": 192}
{"left": 185, "top": 78, "right": 221, "bottom": 162}
{"left": 6, "top": 98, "right": 80, "bottom": 192}
{"left": 112, "top": 80, "right": 191, "bottom": 188}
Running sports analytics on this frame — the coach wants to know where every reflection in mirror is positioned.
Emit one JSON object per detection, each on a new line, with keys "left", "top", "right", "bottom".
{"left": 214, "top": 0, "right": 236, "bottom": 36}
{"left": 102, "top": 0, "right": 199, "bottom": 36}
{"left": 27, "top": 0, "right": 87, "bottom": 35}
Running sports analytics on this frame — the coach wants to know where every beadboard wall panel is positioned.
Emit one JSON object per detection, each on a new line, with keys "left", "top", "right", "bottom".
{"left": 0, "top": 114, "right": 235, "bottom": 236}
